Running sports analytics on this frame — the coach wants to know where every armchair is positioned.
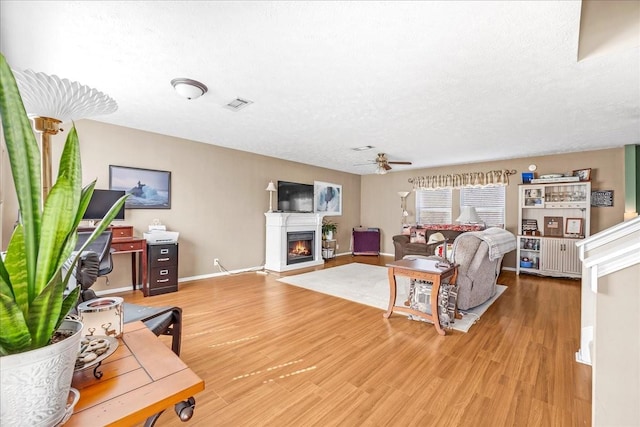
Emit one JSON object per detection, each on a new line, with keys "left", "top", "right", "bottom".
{"left": 404, "top": 228, "right": 516, "bottom": 310}
{"left": 450, "top": 228, "right": 516, "bottom": 309}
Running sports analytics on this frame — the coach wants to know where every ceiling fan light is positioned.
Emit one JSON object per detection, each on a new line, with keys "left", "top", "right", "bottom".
{"left": 376, "top": 165, "right": 387, "bottom": 175}
{"left": 171, "top": 78, "right": 208, "bottom": 100}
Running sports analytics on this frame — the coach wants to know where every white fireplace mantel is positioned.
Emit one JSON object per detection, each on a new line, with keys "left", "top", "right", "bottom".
{"left": 264, "top": 212, "right": 324, "bottom": 272}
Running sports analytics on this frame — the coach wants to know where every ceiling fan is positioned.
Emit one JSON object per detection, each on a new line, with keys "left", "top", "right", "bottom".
{"left": 371, "top": 153, "right": 412, "bottom": 174}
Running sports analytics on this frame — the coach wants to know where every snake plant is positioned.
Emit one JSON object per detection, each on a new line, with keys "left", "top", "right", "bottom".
{"left": 0, "top": 53, "right": 127, "bottom": 355}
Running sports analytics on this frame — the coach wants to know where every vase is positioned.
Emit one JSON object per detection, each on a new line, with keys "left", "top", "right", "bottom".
{"left": 0, "top": 319, "right": 83, "bottom": 426}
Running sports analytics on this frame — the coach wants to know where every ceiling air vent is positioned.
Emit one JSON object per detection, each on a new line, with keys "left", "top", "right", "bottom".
{"left": 224, "top": 97, "right": 253, "bottom": 111}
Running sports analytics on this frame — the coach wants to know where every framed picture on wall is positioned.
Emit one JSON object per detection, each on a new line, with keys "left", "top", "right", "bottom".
{"left": 314, "top": 181, "right": 342, "bottom": 216}
{"left": 109, "top": 165, "right": 171, "bottom": 209}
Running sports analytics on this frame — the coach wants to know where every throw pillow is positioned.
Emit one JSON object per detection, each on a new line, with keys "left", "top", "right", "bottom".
{"left": 410, "top": 227, "right": 426, "bottom": 243}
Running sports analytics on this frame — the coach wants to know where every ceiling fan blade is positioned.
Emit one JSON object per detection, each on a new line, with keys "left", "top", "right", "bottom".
{"left": 388, "top": 161, "right": 412, "bottom": 165}
{"left": 383, "top": 163, "right": 392, "bottom": 170}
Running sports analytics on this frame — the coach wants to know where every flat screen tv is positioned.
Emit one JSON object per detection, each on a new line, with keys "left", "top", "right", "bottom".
{"left": 83, "top": 189, "right": 126, "bottom": 221}
{"left": 277, "top": 181, "right": 314, "bottom": 212}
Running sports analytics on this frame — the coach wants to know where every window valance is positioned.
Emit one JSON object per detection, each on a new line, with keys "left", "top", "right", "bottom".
{"left": 408, "top": 169, "right": 517, "bottom": 190}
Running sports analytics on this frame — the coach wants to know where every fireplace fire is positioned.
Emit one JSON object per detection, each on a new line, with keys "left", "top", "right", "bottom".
{"left": 287, "top": 231, "right": 315, "bottom": 265}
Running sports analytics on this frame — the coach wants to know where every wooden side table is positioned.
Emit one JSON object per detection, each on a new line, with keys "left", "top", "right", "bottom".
{"left": 384, "top": 258, "right": 458, "bottom": 336}
{"left": 68, "top": 321, "right": 204, "bottom": 426}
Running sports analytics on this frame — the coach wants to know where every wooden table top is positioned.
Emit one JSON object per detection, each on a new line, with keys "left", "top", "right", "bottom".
{"left": 386, "top": 257, "right": 457, "bottom": 275}
{"left": 67, "top": 321, "right": 204, "bottom": 426}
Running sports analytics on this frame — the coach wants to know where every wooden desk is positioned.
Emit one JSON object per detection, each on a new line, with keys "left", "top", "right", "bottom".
{"left": 79, "top": 225, "right": 148, "bottom": 295}
{"left": 68, "top": 321, "right": 204, "bottom": 426}
{"left": 111, "top": 236, "right": 147, "bottom": 294}
{"left": 384, "top": 258, "right": 458, "bottom": 336}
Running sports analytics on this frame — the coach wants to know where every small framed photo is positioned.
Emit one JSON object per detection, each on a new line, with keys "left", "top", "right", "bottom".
{"left": 573, "top": 168, "right": 591, "bottom": 181}
{"left": 566, "top": 218, "right": 583, "bottom": 236}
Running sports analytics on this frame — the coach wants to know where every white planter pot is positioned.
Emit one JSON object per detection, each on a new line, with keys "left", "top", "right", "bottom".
{"left": 0, "top": 319, "right": 83, "bottom": 426}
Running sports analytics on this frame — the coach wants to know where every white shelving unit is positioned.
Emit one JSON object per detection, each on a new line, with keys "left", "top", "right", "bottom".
{"left": 517, "top": 181, "right": 591, "bottom": 278}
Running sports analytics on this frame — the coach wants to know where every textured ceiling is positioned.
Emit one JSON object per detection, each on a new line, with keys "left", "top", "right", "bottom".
{"left": 1, "top": 1, "right": 638, "bottom": 175}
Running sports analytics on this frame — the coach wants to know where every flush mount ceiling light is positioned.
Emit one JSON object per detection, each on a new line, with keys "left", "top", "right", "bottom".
{"left": 171, "top": 78, "right": 208, "bottom": 100}
{"left": 351, "top": 145, "right": 374, "bottom": 151}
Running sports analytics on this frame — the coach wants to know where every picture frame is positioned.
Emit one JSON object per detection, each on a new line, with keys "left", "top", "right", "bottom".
{"left": 314, "top": 181, "right": 342, "bottom": 216}
{"left": 566, "top": 218, "right": 583, "bottom": 236}
{"left": 573, "top": 168, "right": 591, "bottom": 181}
{"left": 543, "top": 216, "right": 563, "bottom": 237}
{"left": 109, "top": 165, "right": 171, "bottom": 209}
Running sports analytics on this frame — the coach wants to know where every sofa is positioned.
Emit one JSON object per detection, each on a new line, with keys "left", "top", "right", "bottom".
{"left": 392, "top": 224, "right": 484, "bottom": 260}
{"left": 404, "top": 227, "right": 516, "bottom": 310}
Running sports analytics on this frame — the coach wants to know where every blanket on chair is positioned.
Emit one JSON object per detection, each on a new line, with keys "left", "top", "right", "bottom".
{"left": 466, "top": 227, "right": 516, "bottom": 261}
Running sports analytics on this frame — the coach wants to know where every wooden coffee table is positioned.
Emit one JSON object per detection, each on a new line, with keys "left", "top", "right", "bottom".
{"left": 384, "top": 258, "right": 458, "bottom": 336}
{"left": 68, "top": 321, "right": 204, "bottom": 426}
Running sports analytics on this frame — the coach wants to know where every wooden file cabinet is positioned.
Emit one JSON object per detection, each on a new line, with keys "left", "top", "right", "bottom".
{"left": 147, "top": 242, "right": 179, "bottom": 296}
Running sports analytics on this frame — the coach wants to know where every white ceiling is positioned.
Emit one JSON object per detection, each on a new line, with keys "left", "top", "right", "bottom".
{"left": 1, "top": 1, "right": 639, "bottom": 175}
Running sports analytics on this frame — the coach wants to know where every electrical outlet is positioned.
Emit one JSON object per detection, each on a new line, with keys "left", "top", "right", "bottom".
{"left": 336, "top": 243, "right": 339, "bottom": 250}
{"left": 214, "top": 258, "right": 220, "bottom": 266}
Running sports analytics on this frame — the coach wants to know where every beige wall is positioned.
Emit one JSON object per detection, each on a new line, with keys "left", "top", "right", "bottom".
{"left": 1, "top": 120, "right": 627, "bottom": 284}
{"left": 1, "top": 119, "right": 361, "bottom": 291}
{"left": 361, "top": 147, "right": 626, "bottom": 268}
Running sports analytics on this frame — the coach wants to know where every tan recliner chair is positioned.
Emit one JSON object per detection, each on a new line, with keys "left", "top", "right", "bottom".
{"left": 450, "top": 229, "right": 515, "bottom": 310}
{"left": 403, "top": 228, "right": 515, "bottom": 310}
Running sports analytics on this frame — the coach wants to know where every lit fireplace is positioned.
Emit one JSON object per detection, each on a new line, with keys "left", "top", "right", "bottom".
{"left": 265, "top": 212, "right": 324, "bottom": 272}
{"left": 287, "top": 231, "right": 315, "bottom": 265}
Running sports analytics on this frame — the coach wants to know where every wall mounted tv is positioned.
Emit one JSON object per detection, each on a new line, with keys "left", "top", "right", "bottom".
{"left": 83, "top": 189, "right": 126, "bottom": 221}
{"left": 277, "top": 181, "right": 314, "bottom": 213}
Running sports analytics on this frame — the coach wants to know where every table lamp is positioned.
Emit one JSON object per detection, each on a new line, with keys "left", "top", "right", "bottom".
{"left": 456, "top": 206, "right": 482, "bottom": 224}
{"left": 265, "top": 181, "right": 277, "bottom": 212}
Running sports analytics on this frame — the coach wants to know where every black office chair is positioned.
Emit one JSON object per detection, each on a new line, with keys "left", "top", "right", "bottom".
{"left": 73, "top": 231, "right": 114, "bottom": 300}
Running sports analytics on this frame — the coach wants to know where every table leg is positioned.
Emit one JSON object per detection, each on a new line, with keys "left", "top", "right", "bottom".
{"left": 130, "top": 253, "right": 137, "bottom": 291}
{"left": 141, "top": 245, "right": 148, "bottom": 296}
{"left": 384, "top": 268, "right": 397, "bottom": 318}
{"left": 430, "top": 277, "right": 445, "bottom": 336}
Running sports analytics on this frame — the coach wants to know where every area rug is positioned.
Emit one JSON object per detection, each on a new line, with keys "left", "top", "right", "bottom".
{"left": 277, "top": 263, "right": 506, "bottom": 333}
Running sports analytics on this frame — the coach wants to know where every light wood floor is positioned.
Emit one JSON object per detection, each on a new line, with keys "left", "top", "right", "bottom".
{"left": 119, "top": 255, "right": 591, "bottom": 426}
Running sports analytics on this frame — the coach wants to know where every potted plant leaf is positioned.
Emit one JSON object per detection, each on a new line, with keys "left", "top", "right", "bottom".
{"left": 322, "top": 218, "right": 337, "bottom": 240}
{"left": 0, "top": 53, "right": 127, "bottom": 426}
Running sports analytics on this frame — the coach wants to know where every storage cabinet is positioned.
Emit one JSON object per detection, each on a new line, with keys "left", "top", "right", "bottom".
{"left": 540, "top": 238, "right": 582, "bottom": 276}
{"left": 352, "top": 227, "right": 380, "bottom": 256}
{"left": 517, "top": 181, "right": 590, "bottom": 278}
{"left": 147, "top": 242, "right": 178, "bottom": 296}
